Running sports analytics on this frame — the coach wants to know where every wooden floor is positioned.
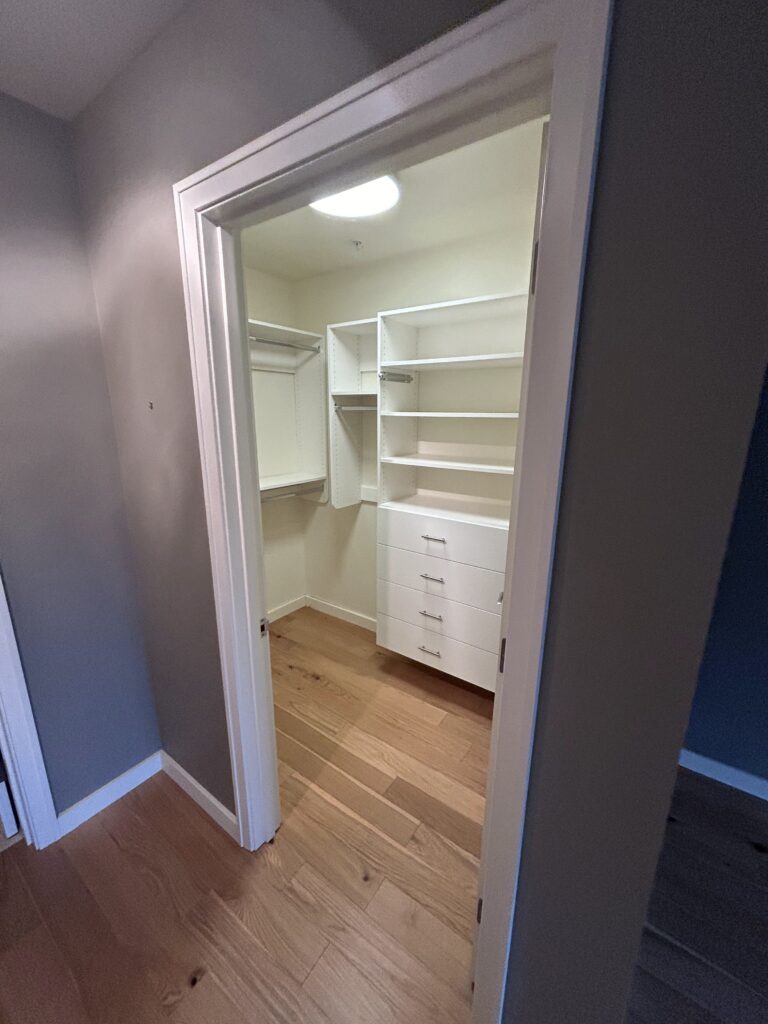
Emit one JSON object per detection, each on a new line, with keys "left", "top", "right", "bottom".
{"left": 0, "top": 608, "right": 491, "bottom": 1023}
{"left": 627, "top": 767, "right": 768, "bottom": 1023}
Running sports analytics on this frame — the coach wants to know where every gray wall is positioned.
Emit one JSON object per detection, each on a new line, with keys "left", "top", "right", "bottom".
{"left": 73, "top": 0, "right": 497, "bottom": 811}
{"left": 503, "top": 1, "right": 767, "bottom": 1021}
{"left": 0, "top": 92, "right": 160, "bottom": 813}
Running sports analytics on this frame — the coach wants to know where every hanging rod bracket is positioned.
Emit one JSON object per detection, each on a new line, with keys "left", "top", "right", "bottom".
{"left": 379, "top": 371, "right": 413, "bottom": 383}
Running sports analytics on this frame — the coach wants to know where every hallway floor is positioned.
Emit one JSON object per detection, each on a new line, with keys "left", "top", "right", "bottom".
{"left": 0, "top": 608, "right": 490, "bottom": 1023}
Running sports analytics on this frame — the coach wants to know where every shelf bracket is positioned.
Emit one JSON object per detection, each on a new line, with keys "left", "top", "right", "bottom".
{"left": 378, "top": 371, "right": 413, "bottom": 384}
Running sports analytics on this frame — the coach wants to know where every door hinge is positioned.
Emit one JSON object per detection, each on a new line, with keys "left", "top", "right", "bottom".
{"left": 476, "top": 897, "right": 483, "bottom": 924}
{"left": 260, "top": 617, "right": 270, "bottom": 636}
{"left": 498, "top": 637, "right": 506, "bottom": 674}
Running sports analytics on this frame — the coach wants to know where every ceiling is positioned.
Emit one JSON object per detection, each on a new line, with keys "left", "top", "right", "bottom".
{"left": 0, "top": 0, "right": 188, "bottom": 120}
{"left": 241, "top": 119, "right": 544, "bottom": 282}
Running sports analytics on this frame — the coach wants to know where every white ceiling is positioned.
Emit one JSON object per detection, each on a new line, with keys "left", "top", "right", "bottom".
{"left": 241, "top": 119, "right": 544, "bottom": 282}
{"left": 0, "top": 0, "right": 188, "bottom": 120}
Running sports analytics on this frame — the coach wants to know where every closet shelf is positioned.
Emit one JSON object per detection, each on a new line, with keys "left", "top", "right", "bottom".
{"left": 381, "top": 453, "right": 514, "bottom": 474}
{"left": 380, "top": 491, "right": 510, "bottom": 528}
{"left": 248, "top": 319, "right": 323, "bottom": 353}
{"left": 332, "top": 390, "right": 378, "bottom": 397}
{"left": 381, "top": 411, "right": 518, "bottom": 419}
{"left": 380, "top": 352, "right": 523, "bottom": 372}
{"left": 260, "top": 472, "right": 326, "bottom": 495}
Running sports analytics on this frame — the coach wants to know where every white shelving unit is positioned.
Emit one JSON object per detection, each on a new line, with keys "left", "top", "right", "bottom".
{"left": 375, "top": 293, "right": 527, "bottom": 691}
{"left": 327, "top": 318, "right": 378, "bottom": 508}
{"left": 248, "top": 319, "right": 327, "bottom": 499}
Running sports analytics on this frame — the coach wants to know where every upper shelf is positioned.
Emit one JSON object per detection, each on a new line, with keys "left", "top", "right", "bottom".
{"left": 380, "top": 352, "right": 523, "bottom": 373}
{"left": 381, "top": 453, "right": 514, "bottom": 474}
{"left": 260, "top": 471, "right": 325, "bottom": 496}
{"left": 248, "top": 319, "right": 323, "bottom": 354}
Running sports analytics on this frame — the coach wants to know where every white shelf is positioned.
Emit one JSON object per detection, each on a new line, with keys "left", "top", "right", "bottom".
{"left": 248, "top": 319, "right": 323, "bottom": 348}
{"left": 381, "top": 411, "right": 518, "bottom": 419}
{"left": 332, "top": 390, "right": 377, "bottom": 397}
{"left": 380, "top": 490, "right": 510, "bottom": 529}
{"left": 260, "top": 472, "right": 325, "bottom": 494}
{"left": 381, "top": 453, "right": 514, "bottom": 474}
{"left": 380, "top": 352, "right": 523, "bottom": 372}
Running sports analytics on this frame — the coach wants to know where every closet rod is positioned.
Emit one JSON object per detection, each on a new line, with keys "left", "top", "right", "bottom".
{"left": 334, "top": 404, "right": 376, "bottom": 412}
{"left": 248, "top": 335, "right": 320, "bottom": 354}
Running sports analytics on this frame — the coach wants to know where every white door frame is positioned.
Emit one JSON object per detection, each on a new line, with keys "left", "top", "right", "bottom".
{"left": 173, "top": 0, "right": 611, "bottom": 1018}
{"left": 0, "top": 572, "right": 60, "bottom": 849}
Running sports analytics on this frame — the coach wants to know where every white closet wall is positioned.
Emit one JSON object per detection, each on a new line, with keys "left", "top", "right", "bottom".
{"left": 293, "top": 228, "right": 533, "bottom": 625}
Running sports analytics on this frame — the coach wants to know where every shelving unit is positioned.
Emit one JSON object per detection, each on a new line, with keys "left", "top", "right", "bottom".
{"left": 375, "top": 293, "right": 527, "bottom": 690}
{"left": 248, "top": 319, "right": 327, "bottom": 499}
{"left": 327, "top": 319, "right": 378, "bottom": 508}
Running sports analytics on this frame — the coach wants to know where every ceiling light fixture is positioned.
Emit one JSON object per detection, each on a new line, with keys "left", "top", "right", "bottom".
{"left": 309, "top": 175, "right": 400, "bottom": 218}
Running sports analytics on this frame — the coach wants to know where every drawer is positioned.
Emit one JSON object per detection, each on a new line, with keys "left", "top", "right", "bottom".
{"left": 377, "top": 579, "right": 502, "bottom": 654}
{"left": 377, "top": 614, "right": 498, "bottom": 692}
{"left": 377, "top": 544, "right": 504, "bottom": 615}
{"left": 378, "top": 507, "right": 508, "bottom": 572}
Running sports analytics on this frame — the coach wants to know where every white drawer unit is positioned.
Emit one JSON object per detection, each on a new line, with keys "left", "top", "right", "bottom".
{"left": 377, "top": 614, "right": 498, "bottom": 692}
{"left": 377, "top": 579, "right": 502, "bottom": 654}
{"left": 377, "top": 544, "right": 504, "bottom": 615}
{"left": 378, "top": 506, "right": 508, "bottom": 572}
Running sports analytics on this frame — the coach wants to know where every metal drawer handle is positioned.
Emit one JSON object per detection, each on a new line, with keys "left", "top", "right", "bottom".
{"left": 418, "top": 645, "right": 441, "bottom": 658}
{"left": 420, "top": 573, "right": 445, "bottom": 584}
{"left": 420, "top": 610, "right": 443, "bottom": 621}
{"left": 421, "top": 534, "right": 447, "bottom": 543}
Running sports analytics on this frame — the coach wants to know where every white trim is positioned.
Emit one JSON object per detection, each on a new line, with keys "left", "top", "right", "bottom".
{"left": 57, "top": 751, "right": 162, "bottom": 838}
{"left": 172, "top": 2, "right": 611, "bottom": 1019}
{"left": 161, "top": 751, "right": 239, "bottom": 840}
{"left": 0, "top": 780, "right": 19, "bottom": 838}
{"left": 680, "top": 749, "right": 768, "bottom": 803}
{"left": 306, "top": 597, "right": 376, "bottom": 632}
{"left": 0, "top": 573, "right": 59, "bottom": 848}
{"left": 269, "top": 596, "right": 307, "bottom": 622}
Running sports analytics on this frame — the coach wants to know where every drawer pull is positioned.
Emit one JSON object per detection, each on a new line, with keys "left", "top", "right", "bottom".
{"left": 420, "top": 573, "right": 445, "bottom": 584}
{"left": 421, "top": 534, "right": 447, "bottom": 543}
{"left": 419, "top": 610, "right": 443, "bottom": 621}
{"left": 418, "top": 645, "right": 441, "bottom": 658}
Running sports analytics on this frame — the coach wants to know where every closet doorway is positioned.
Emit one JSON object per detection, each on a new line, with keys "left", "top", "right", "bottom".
{"left": 174, "top": 3, "right": 609, "bottom": 1018}
{"left": 239, "top": 119, "right": 545, "bottom": 1007}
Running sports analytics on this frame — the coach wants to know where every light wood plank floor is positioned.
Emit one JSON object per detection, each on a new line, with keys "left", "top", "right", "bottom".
{"left": 0, "top": 608, "right": 492, "bottom": 1023}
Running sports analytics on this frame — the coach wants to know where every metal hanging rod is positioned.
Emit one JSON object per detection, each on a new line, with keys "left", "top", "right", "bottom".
{"left": 334, "top": 403, "right": 376, "bottom": 412}
{"left": 379, "top": 370, "right": 413, "bottom": 384}
{"left": 249, "top": 335, "right": 320, "bottom": 355}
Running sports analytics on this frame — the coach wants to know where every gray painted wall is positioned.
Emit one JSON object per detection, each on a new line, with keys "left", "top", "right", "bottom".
{"left": 72, "top": 0, "right": 497, "bottom": 811}
{"left": 0, "top": 92, "right": 160, "bottom": 813}
{"left": 503, "top": 1, "right": 767, "bottom": 1021}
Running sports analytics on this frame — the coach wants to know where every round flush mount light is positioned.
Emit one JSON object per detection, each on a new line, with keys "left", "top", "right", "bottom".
{"left": 309, "top": 175, "right": 400, "bottom": 218}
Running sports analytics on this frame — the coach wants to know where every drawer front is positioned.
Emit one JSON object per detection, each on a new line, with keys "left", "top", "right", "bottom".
{"left": 377, "top": 580, "right": 502, "bottom": 654}
{"left": 377, "top": 544, "right": 504, "bottom": 614}
{"left": 377, "top": 614, "right": 498, "bottom": 692}
{"left": 378, "top": 507, "right": 508, "bottom": 572}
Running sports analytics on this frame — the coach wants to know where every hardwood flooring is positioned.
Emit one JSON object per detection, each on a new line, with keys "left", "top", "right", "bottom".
{"left": 627, "top": 768, "right": 768, "bottom": 1023}
{"left": 0, "top": 608, "right": 491, "bottom": 1023}
{"left": 2, "top": 607, "right": 762, "bottom": 1023}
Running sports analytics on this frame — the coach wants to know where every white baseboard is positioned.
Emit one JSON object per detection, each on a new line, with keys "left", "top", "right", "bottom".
{"left": 679, "top": 749, "right": 768, "bottom": 803}
{"left": 307, "top": 596, "right": 376, "bottom": 632}
{"left": 269, "top": 595, "right": 307, "bottom": 622}
{"left": 161, "top": 751, "right": 239, "bottom": 840}
{"left": 57, "top": 751, "right": 162, "bottom": 838}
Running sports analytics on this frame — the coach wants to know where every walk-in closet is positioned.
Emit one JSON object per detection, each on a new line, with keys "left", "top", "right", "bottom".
{"left": 239, "top": 115, "right": 545, "bottom": 995}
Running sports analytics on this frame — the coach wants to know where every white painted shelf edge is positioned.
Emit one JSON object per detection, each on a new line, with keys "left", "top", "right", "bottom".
{"left": 260, "top": 472, "right": 326, "bottom": 493}
{"left": 380, "top": 352, "right": 523, "bottom": 372}
{"left": 381, "top": 454, "right": 514, "bottom": 474}
{"left": 381, "top": 411, "right": 518, "bottom": 419}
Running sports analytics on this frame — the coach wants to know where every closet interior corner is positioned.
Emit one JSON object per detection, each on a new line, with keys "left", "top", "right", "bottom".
{"left": 241, "top": 116, "right": 545, "bottom": 856}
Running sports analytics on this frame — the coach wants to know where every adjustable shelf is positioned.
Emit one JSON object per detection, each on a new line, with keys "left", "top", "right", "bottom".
{"left": 379, "top": 491, "right": 511, "bottom": 529}
{"left": 381, "top": 453, "right": 514, "bottom": 474}
{"left": 381, "top": 411, "right": 519, "bottom": 419}
{"left": 380, "top": 352, "right": 523, "bottom": 373}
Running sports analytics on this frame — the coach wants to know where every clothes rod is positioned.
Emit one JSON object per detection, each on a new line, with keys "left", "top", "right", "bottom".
{"left": 379, "top": 370, "right": 414, "bottom": 383}
{"left": 249, "top": 335, "right": 320, "bottom": 354}
{"left": 334, "top": 404, "right": 376, "bottom": 412}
